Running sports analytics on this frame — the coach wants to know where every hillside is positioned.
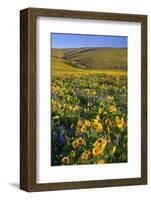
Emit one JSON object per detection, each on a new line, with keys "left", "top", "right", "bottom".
{"left": 52, "top": 47, "right": 127, "bottom": 70}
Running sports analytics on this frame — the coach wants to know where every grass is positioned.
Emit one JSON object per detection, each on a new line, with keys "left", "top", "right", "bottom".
{"left": 52, "top": 47, "right": 127, "bottom": 70}
{"left": 52, "top": 57, "right": 127, "bottom": 76}
{"left": 52, "top": 57, "right": 84, "bottom": 72}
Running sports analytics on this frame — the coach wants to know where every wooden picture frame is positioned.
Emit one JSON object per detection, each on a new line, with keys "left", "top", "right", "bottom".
{"left": 20, "top": 7, "right": 147, "bottom": 192}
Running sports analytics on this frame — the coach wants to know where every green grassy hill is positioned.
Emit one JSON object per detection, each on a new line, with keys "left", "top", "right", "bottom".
{"left": 52, "top": 47, "right": 127, "bottom": 70}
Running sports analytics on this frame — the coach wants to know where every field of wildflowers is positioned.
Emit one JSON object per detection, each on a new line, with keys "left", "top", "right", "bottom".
{"left": 51, "top": 72, "right": 127, "bottom": 166}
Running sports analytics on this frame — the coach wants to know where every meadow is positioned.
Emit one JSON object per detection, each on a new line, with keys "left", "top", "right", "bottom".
{"left": 51, "top": 49, "right": 128, "bottom": 166}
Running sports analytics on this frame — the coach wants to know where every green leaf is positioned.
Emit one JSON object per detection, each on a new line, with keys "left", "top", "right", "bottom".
{"left": 53, "top": 115, "right": 60, "bottom": 119}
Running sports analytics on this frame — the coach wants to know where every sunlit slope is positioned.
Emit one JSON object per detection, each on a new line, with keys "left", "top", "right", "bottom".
{"left": 52, "top": 47, "right": 127, "bottom": 70}
{"left": 52, "top": 57, "right": 84, "bottom": 72}
{"left": 52, "top": 57, "right": 127, "bottom": 76}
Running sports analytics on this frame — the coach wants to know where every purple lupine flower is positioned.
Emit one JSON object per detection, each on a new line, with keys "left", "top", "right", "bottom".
{"left": 58, "top": 134, "right": 66, "bottom": 145}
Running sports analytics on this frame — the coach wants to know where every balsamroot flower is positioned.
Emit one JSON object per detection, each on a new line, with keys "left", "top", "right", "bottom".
{"left": 98, "top": 159, "right": 104, "bottom": 164}
{"left": 109, "top": 105, "right": 117, "bottom": 113}
{"left": 92, "top": 146, "right": 104, "bottom": 156}
{"left": 81, "top": 150, "right": 91, "bottom": 161}
{"left": 70, "top": 150, "right": 76, "bottom": 158}
{"left": 92, "top": 138, "right": 107, "bottom": 156}
{"left": 72, "top": 140, "right": 79, "bottom": 149}
{"left": 77, "top": 137, "right": 85, "bottom": 145}
{"left": 115, "top": 116, "right": 125, "bottom": 129}
{"left": 61, "top": 156, "right": 70, "bottom": 165}
{"left": 93, "top": 138, "right": 107, "bottom": 148}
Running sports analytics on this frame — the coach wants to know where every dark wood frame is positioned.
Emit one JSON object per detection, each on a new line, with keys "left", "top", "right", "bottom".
{"left": 20, "top": 7, "right": 147, "bottom": 192}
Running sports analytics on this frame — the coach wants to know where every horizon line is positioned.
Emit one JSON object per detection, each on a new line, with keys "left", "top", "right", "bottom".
{"left": 52, "top": 46, "right": 127, "bottom": 49}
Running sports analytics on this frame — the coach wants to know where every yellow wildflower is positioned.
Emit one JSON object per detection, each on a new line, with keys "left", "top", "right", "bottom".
{"left": 82, "top": 124, "right": 87, "bottom": 130}
{"left": 80, "top": 124, "right": 87, "bottom": 133}
{"left": 77, "top": 120, "right": 83, "bottom": 127}
{"left": 61, "top": 156, "right": 70, "bottom": 165}
{"left": 95, "top": 125, "right": 102, "bottom": 132}
{"left": 96, "top": 115, "right": 100, "bottom": 121}
{"left": 98, "top": 107, "right": 104, "bottom": 114}
{"left": 81, "top": 150, "right": 91, "bottom": 161}
{"left": 94, "top": 138, "right": 107, "bottom": 148}
{"left": 96, "top": 123, "right": 103, "bottom": 132}
{"left": 92, "top": 117, "right": 103, "bottom": 132}
{"left": 98, "top": 138, "right": 107, "bottom": 147}
{"left": 92, "top": 91, "right": 96, "bottom": 95}
{"left": 115, "top": 116, "right": 120, "bottom": 122}
{"left": 72, "top": 140, "right": 79, "bottom": 148}
{"left": 68, "top": 105, "right": 72, "bottom": 110}
{"left": 75, "top": 127, "right": 80, "bottom": 135}
{"left": 92, "top": 146, "right": 104, "bottom": 156}
{"left": 84, "top": 120, "right": 91, "bottom": 127}
{"left": 109, "top": 105, "right": 117, "bottom": 113}
{"left": 115, "top": 116, "right": 125, "bottom": 129}
{"left": 92, "top": 116, "right": 99, "bottom": 125}
{"left": 77, "top": 137, "right": 85, "bottom": 146}
{"left": 73, "top": 105, "right": 80, "bottom": 112}
{"left": 70, "top": 150, "right": 76, "bottom": 158}
{"left": 107, "top": 95, "right": 114, "bottom": 101}
{"left": 105, "top": 118, "right": 111, "bottom": 125}
{"left": 98, "top": 159, "right": 104, "bottom": 164}
{"left": 63, "top": 103, "right": 68, "bottom": 108}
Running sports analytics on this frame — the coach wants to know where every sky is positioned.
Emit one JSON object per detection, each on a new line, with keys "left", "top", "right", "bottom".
{"left": 51, "top": 33, "right": 128, "bottom": 48}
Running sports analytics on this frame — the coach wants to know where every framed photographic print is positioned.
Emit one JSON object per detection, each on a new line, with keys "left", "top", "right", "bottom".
{"left": 20, "top": 8, "right": 147, "bottom": 191}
